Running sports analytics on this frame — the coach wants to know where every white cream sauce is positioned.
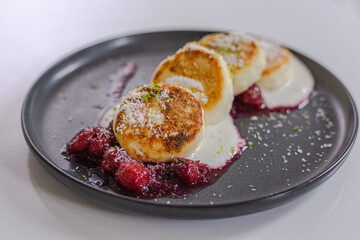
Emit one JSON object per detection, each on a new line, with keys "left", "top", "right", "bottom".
{"left": 260, "top": 55, "right": 314, "bottom": 109}
{"left": 188, "top": 115, "right": 245, "bottom": 169}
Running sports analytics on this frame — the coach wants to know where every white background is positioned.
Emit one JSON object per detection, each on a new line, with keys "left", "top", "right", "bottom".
{"left": 1, "top": 0, "right": 360, "bottom": 239}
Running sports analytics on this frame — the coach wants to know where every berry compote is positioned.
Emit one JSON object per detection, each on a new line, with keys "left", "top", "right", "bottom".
{"left": 63, "top": 121, "right": 242, "bottom": 199}
{"left": 231, "top": 84, "right": 304, "bottom": 117}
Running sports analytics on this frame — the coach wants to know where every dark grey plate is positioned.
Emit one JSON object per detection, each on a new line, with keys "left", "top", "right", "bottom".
{"left": 22, "top": 30, "right": 358, "bottom": 219}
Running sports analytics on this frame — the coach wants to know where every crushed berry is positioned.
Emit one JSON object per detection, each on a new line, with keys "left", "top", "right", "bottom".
{"left": 106, "top": 120, "right": 117, "bottom": 144}
{"left": 101, "top": 159, "right": 113, "bottom": 174}
{"left": 197, "top": 163, "right": 210, "bottom": 184}
{"left": 68, "top": 127, "right": 97, "bottom": 152}
{"left": 115, "top": 162, "right": 151, "bottom": 192}
{"left": 101, "top": 147, "right": 134, "bottom": 173}
{"left": 87, "top": 128, "right": 114, "bottom": 157}
{"left": 231, "top": 84, "right": 301, "bottom": 117}
{"left": 64, "top": 126, "right": 241, "bottom": 199}
{"left": 239, "top": 84, "right": 264, "bottom": 108}
{"left": 173, "top": 159, "right": 200, "bottom": 185}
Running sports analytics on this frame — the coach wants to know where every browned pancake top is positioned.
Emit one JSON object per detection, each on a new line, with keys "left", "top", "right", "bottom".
{"left": 113, "top": 84, "right": 203, "bottom": 162}
{"left": 152, "top": 46, "right": 226, "bottom": 113}
{"left": 262, "top": 46, "right": 291, "bottom": 76}
{"left": 198, "top": 33, "right": 260, "bottom": 73}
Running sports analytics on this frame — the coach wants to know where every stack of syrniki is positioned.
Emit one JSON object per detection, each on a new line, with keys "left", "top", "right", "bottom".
{"left": 152, "top": 32, "right": 308, "bottom": 124}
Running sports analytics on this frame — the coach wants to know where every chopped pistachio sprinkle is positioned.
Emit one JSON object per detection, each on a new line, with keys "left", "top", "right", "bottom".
{"left": 216, "top": 145, "right": 224, "bottom": 154}
{"left": 219, "top": 46, "right": 232, "bottom": 53}
{"left": 228, "top": 64, "right": 236, "bottom": 71}
{"left": 90, "top": 84, "right": 100, "bottom": 89}
{"left": 140, "top": 84, "right": 164, "bottom": 102}
{"left": 202, "top": 40, "right": 211, "bottom": 46}
{"left": 229, "top": 71, "right": 235, "bottom": 84}
{"left": 292, "top": 126, "right": 302, "bottom": 132}
{"left": 79, "top": 120, "right": 84, "bottom": 125}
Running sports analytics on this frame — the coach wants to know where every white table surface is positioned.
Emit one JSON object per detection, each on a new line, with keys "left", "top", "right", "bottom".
{"left": 1, "top": 0, "right": 360, "bottom": 239}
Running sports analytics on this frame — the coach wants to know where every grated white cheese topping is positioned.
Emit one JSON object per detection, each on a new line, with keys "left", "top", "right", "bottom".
{"left": 116, "top": 89, "right": 171, "bottom": 136}
{"left": 210, "top": 32, "right": 254, "bottom": 48}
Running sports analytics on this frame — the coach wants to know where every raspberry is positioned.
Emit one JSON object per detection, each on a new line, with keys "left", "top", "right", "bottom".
{"left": 101, "top": 147, "right": 133, "bottom": 173}
{"left": 197, "top": 163, "right": 209, "bottom": 184}
{"left": 239, "top": 84, "right": 264, "bottom": 108}
{"left": 68, "top": 127, "right": 97, "bottom": 153}
{"left": 87, "top": 128, "right": 113, "bottom": 157}
{"left": 115, "top": 162, "right": 151, "bottom": 191}
{"left": 106, "top": 122, "right": 117, "bottom": 145}
{"left": 173, "top": 159, "right": 200, "bottom": 185}
{"left": 101, "top": 160, "right": 113, "bottom": 173}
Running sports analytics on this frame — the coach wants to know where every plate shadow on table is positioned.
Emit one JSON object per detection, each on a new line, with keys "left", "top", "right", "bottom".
{"left": 27, "top": 150, "right": 347, "bottom": 240}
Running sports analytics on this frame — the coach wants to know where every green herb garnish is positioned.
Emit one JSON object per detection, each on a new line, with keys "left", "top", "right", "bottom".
{"left": 90, "top": 84, "right": 100, "bottom": 89}
{"left": 216, "top": 145, "right": 224, "bottom": 154}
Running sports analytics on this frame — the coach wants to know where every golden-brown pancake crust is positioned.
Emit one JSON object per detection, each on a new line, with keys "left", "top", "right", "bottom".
{"left": 152, "top": 46, "right": 225, "bottom": 114}
{"left": 113, "top": 84, "right": 204, "bottom": 162}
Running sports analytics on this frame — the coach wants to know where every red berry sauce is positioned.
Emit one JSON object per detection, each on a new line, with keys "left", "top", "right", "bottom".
{"left": 63, "top": 122, "right": 244, "bottom": 199}
{"left": 231, "top": 84, "right": 310, "bottom": 117}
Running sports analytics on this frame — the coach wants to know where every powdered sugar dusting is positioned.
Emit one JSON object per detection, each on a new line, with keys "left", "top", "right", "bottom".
{"left": 209, "top": 32, "right": 254, "bottom": 48}
{"left": 115, "top": 88, "right": 170, "bottom": 137}
{"left": 200, "top": 32, "right": 257, "bottom": 67}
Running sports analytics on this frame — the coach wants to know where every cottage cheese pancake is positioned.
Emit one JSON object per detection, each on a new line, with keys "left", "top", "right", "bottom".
{"left": 152, "top": 43, "right": 233, "bottom": 124}
{"left": 113, "top": 84, "right": 205, "bottom": 162}
{"left": 198, "top": 32, "right": 266, "bottom": 96}
{"left": 257, "top": 40, "right": 292, "bottom": 90}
